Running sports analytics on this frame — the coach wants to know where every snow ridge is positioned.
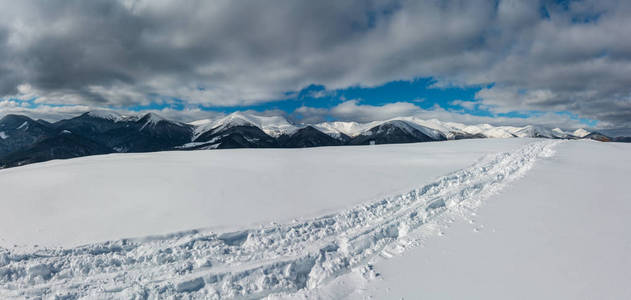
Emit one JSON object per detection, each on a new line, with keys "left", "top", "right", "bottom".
{"left": 86, "top": 110, "right": 124, "bottom": 121}
{"left": 139, "top": 113, "right": 168, "bottom": 131}
{"left": 188, "top": 112, "right": 589, "bottom": 142}
{"left": 86, "top": 110, "right": 141, "bottom": 123}
{"left": 0, "top": 141, "right": 559, "bottom": 299}
{"left": 193, "top": 112, "right": 299, "bottom": 140}
{"left": 573, "top": 128, "right": 590, "bottom": 138}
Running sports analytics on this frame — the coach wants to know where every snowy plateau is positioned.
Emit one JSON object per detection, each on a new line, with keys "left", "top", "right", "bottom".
{"left": 0, "top": 139, "right": 630, "bottom": 299}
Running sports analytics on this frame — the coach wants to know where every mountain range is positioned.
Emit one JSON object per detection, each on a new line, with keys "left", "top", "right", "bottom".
{"left": 0, "top": 110, "right": 627, "bottom": 169}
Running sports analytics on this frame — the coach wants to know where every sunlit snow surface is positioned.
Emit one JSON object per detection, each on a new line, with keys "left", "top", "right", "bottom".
{"left": 1, "top": 139, "right": 629, "bottom": 299}
{"left": 290, "top": 140, "right": 631, "bottom": 300}
{"left": 0, "top": 139, "right": 532, "bottom": 248}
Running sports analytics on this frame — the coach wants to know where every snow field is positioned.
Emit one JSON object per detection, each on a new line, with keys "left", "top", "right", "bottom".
{"left": 0, "top": 140, "right": 559, "bottom": 299}
{"left": 326, "top": 140, "right": 631, "bottom": 300}
{"left": 0, "top": 139, "right": 532, "bottom": 248}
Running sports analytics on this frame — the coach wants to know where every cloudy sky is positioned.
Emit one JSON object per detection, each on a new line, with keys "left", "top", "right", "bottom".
{"left": 1, "top": 0, "right": 630, "bottom": 129}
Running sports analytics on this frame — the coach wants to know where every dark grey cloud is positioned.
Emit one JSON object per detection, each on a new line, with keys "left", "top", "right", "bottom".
{"left": 0, "top": 0, "right": 630, "bottom": 127}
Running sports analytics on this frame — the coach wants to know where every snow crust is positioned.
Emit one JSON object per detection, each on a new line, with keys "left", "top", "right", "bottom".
{"left": 0, "top": 139, "right": 554, "bottom": 298}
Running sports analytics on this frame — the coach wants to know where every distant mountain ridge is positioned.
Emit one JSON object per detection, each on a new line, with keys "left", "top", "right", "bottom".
{"left": 0, "top": 111, "right": 626, "bottom": 168}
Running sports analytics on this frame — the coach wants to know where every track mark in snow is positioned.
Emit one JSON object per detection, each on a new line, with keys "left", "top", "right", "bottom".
{"left": 0, "top": 141, "right": 560, "bottom": 299}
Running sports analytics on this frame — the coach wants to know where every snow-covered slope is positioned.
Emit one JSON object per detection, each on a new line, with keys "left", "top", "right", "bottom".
{"left": 315, "top": 118, "right": 445, "bottom": 140}
{"left": 138, "top": 112, "right": 186, "bottom": 131}
{"left": 312, "top": 117, "right": 579, "bottom": 140}
{"left": 312, "top": 121, "right": 365, "bottom": 139}
{"left": 409, "top": 118, "right": 467, "bottom": 139}
{"left": 188, "top": 112, "right": 587, "bottom": 143}
{"left": 1, "top": 140, "right": 628, "bottom": 299}
{"left": 573, "top": 128, "right": 591, "bottom": 137}
{"left": 0, "top": 139, "right": 559, "bottom": 298}
{"left": 181, "top": 112, "right": 598, "bottom": 148}
{"left": 86, "top": 110, "right": 125, "bottom": 121}
{"left": 384, "top": 118, "right": 446, "bottom": 140}
{"left": 510, "top": 125, "right": 567, "bottom": 139}
{"left": 445, "top": 123, "right": 514, "bottom": 138}
{"left": 315, "top": 140, "right": 631, "bottom": 300}
{"left": 192, "top": 112, "right": 299, "bottom": 140}
{"left": 0, "top": 139, "right": 532, "bottom": 249}
{"left": 85, "top": 110, "right": 139, "bottom": 122}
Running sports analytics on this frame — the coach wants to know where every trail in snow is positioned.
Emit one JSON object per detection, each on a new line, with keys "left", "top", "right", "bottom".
{"left": 0, "top": 140, "right": 559, "bottom": 299}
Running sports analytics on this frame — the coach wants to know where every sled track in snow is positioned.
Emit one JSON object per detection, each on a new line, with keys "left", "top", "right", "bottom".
{"left": 0, "top": 140, "right": 559, "bottom": 299}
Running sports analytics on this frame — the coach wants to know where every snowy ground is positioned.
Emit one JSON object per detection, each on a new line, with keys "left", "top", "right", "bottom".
{"left": 1, "top": 139, "right": 629, "bottom": 299}
{"left": 295, "top": 140, "right": 631, "bottom": 299}
{"left": 0, "top": 139, "right": 532, "bottom": 248}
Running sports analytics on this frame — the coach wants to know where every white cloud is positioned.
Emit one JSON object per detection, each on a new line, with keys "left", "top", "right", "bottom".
{"left": 294, "top": 100, "right": 594, "bottom": 130}
{"left": 0, "top": 0, "right": 630, "bottom": 126}
{"left": 0, "top": 104, "right": 224, "bottom": 123}
{"left": 328, "top": 100, "right": 421, "bottom": 122}
{"left": 451, "top": 100, "right": 477, "bottom": 110}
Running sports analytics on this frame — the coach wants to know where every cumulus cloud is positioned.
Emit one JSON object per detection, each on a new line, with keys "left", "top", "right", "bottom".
{"left": 0, "top": 102, "right": 93, "bottom": 122}
{"left": 451, "top": 100, "right": 477, "bottom": 110}
{"left": 329, "top": 100, "right": 421, "bottom": 123}
{"left": 0, "top": 0, "right": 630, "bottom": 126}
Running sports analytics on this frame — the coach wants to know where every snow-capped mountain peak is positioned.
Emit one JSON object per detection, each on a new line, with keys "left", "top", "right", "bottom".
{"left": 84, "top": 110, "right": 143, "bottom": 123}
{"left": 138, "top": 112, "right": 184, "bottom": 131}
{"left": 86, "top": 110, "right": 124, "bottom": 121}
{"left": 313, "top": 121, "right": 363, "bottom": 138}
{"left": 2, "top": 110, "right": 627, "bottom": 170}
{"left": 386, "top": 117, "right": 446, "bottom": 140}
{"left": 143, "top": 112, "right": 167, "bottom": 122}
{"left": 246, "top": 114, "right": 298, "bottom": 138}
{"left": 192, "top": 112, "right": 256, "bottom": 140}
{"left": 512, "top": 125, "right": 550, "bottom": 138}
{"left": 552, "top": 128, "right": 571, "bottom": 138}
{"left": 191, "top": 111, "right": 298, "bottom": 140}
{"left": 314, "top": 117, "right": 447, "bottom": 140}
{"left": 573, "top": 128, "right": 590, "bottom": 138}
